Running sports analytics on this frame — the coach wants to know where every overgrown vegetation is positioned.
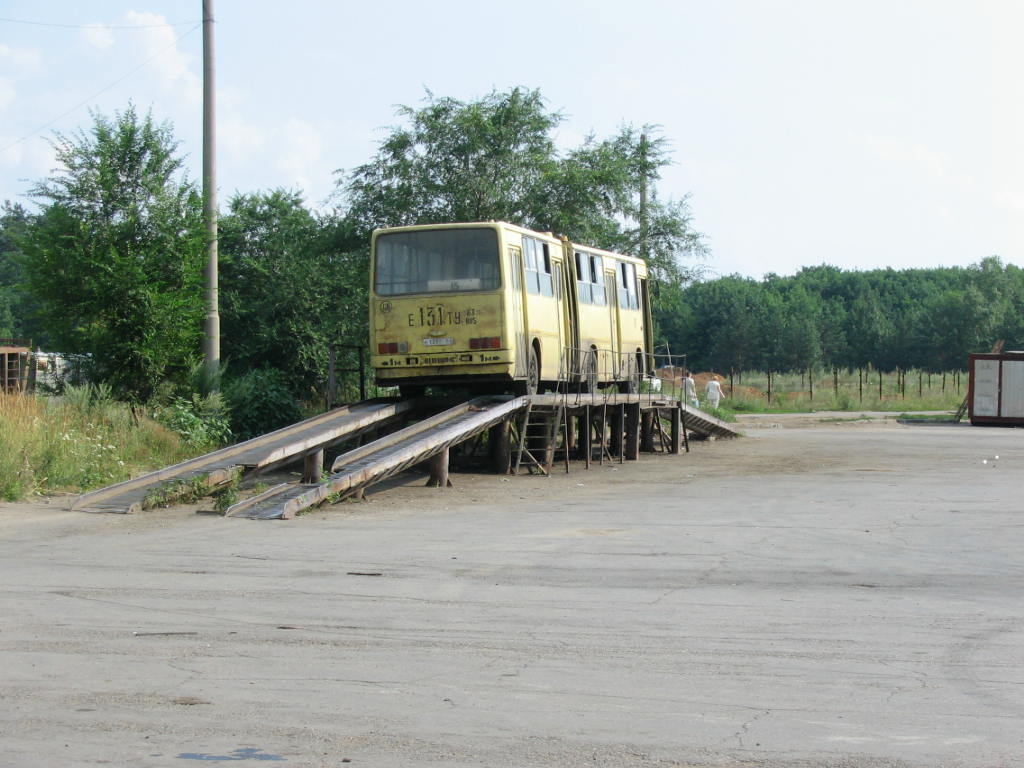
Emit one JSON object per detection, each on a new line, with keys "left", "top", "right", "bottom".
{"left": 0, "top": 386, "right": 192, "bottom": 501}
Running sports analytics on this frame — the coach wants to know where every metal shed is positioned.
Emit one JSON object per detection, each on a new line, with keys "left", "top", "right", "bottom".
{"left": 969, "top": 351, "right": 1024, "bottom": 426}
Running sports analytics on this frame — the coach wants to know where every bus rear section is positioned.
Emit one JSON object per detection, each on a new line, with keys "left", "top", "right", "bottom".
{"left": 370, "top": 223, "right": 521, "bottom": 395}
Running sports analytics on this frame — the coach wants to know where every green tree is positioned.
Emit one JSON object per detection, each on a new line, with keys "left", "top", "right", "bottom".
{"left": 0, "top": 202, "right": 34, "bottom": 340}
{"left": 342, "top": 88, "right": 559, "bottom": 228}
{"left": 19, "top": 106, "right": 204, "bottom": 400}
{"left": 337, "top": 88, "right": 703, "bottom": 288}
{"left": 218, "top": 189, "right": 366, "bottom": 399}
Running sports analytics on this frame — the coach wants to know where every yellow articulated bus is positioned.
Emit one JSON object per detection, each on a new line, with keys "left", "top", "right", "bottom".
{"left": 369, "top": 221, "right": 653, "bottom": 397}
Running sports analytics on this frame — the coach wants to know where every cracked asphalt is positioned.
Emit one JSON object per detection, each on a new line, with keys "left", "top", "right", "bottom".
{"left": 1, "top": 414, "right": 1022, "bottom": 767}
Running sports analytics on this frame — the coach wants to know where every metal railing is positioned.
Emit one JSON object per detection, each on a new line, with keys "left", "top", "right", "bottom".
{"left": 553, "top": 346, "right": 696, "bottom": 406}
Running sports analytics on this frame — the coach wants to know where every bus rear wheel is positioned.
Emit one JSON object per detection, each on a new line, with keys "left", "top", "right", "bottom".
{"left": 516, "top": 347, "right": 540, "bottom": 396}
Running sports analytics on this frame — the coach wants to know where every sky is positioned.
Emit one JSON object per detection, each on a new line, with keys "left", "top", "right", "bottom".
{"left": 1, "top": 1, "right": 1022, "bottom": 280}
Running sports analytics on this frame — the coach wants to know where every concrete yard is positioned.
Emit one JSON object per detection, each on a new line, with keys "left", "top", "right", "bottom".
{"left": 1, "top": 414, "right": 1022, "bottom": 767}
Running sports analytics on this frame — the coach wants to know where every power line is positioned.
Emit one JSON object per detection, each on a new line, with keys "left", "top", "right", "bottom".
{"left": 0, "top": 16, "right": 200, "bottom": 29}
{"left": 0, "top": 22, "right": 203, "bottom": 157}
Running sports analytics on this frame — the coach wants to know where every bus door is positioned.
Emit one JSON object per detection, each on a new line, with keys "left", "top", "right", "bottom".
{"left": 639, "top": 277, "right": 654, "bottom": 372}
{"left": 562, "top": 240, "right": 581, "bottom": 380}
{"left": 606, "top": 273, "right": 621, "bottom": 378}
{"left": 551, "top": 259, "right": 567, "bottom": 379}
{"left": 508, "top": 245, "right": 528, "bottom": 378}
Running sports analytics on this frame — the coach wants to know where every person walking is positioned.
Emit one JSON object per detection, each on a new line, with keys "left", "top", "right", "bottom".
{"left": 682, "top": 371, "right": 699, "bottom": 408}
{"left": 705, "top": 375, "right": 724, "bottom": 409}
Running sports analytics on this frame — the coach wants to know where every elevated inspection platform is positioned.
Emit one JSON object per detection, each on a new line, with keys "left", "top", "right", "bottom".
{"left": 73, "top": 392, "right": 740, "bottom": 518}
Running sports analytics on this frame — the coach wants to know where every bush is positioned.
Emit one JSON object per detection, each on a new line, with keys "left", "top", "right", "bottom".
{"left": 223, "top": 368, "right": 303, "bottom": 441}
{"left": 152, "top": 393, "right": 232, "bottom": 450}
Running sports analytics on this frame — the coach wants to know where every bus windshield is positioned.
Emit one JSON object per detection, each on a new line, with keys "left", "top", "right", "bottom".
{"left": 374, "top": 228, "right": 501, "bottom": 296}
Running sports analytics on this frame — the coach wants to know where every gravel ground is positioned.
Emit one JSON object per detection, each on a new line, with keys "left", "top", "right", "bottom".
{"left": 1, "top": 412, "right": 1022, "bottom": 768}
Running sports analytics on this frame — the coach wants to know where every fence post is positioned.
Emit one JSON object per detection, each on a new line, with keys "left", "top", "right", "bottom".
{"left": 878, "top": 370, "right": 882, "bottom": 400}
{"left": 767, "top": 370, "right": 772, "bottom": 405}
{"left": 833, "top": 368, "right": 838, "bottom": 397}
{"left": 809, "top": 368, "right": 813, "bottom": 401}
{"left": 918, "top": 370, "right": 922, "bottom": 397}
{"left": 858, "top": 368, "right": 863, "bottom": 401}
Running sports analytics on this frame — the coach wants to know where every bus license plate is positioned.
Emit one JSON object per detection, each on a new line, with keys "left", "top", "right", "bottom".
{"left": 423, "top": 337, "right": 454, "bottom": 346}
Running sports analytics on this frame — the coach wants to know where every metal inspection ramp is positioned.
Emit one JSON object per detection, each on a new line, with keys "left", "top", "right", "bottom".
{"left": 228, "top": 396, "right": 524, "bottom": 520}
{"left": 71, "top": 398, "right": 418, "bottom": 514}
{"left": 680, "top": 404, "right": 741, "bottom": 439}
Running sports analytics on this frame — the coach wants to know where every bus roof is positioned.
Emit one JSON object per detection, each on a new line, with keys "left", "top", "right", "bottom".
{"left": 372, "top": 221, "right": 647, "bottom": 267}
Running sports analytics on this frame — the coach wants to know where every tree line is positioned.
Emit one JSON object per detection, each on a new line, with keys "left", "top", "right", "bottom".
{"left": 0, "top": 89, "right": 701, "bottom": 435}
{"left": 0, "top": 85, "right": 1015, "bottom": 437}
{"left": 653, "top": 259, "right": 1021, "bottom": 374}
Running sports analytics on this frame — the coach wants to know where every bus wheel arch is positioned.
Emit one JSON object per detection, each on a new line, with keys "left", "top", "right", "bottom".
{"left": 517, "top": 342, "right": 540, "bottom": 396}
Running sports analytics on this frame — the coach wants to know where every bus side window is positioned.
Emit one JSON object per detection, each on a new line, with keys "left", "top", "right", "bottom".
{"left": 524, "top": 238, "right": 541, "bottom": 294}
{"left": 575, "top": 252, "right": 592, "bottom": 304}
{"left": 619, "top": 262, "right": 639, "bottom": 309}
{"left": 540, "top": 243, "right": 553, "bottom": 297}
{"left": 591, "top": 255, "right": 605, "bottom": 306}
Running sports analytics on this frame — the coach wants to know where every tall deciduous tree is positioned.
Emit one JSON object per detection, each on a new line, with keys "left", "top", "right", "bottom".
{"left": 19, "top": 106, "right": 204, "bottom": 400}
{"left": 218, "top": 189, "right": 366, "bottom": 398}
{"left": 336, "top": 88, "right": 704, "bottom": 287}
{"left": 0, "top": 202, "right": 38, "bottom": 341}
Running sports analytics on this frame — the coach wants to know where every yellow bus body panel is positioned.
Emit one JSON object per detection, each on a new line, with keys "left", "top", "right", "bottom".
{"left": 369, "top": 221, "right": 652, "bottom": 390}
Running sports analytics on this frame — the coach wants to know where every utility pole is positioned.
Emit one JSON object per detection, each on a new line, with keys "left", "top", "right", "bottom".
{"left": 639, "top": 131, "right": 649, "bottom": 262}
{"left": 202, "top": 0, "right": 220, "bottom": 385}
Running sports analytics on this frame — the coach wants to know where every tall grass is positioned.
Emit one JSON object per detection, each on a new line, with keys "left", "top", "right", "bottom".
{"left": 0, "top": 385, "right": 192, "bottom": 502}
{"left": 721, "top": 369, "right": 964, "bottom": 414}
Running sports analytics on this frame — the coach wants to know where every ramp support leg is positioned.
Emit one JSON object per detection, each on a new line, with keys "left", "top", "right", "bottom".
{"left": 640, "top": 409, "right": 655, "bottom": 452}
{"left": 625, "top": 402, "right": 641, "bottom": 460}
{"left": 303, "top": 449, "right": 324, "bottom": 483}
{"left": 581, "top": 406, "right": 592, "bottom": 468}
{"left": 426, "top": 447, "right": 453, "bottom": 488}
{"left": 670, "top": 405, "right": 683, "bottom": 454}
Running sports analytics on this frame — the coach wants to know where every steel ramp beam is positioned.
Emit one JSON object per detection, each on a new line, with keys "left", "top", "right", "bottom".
{"left": 72, "top": 398, "right": 419, "bottom": 514}
{"left": 228, "top": 396, "right": 525, "bottom": 520}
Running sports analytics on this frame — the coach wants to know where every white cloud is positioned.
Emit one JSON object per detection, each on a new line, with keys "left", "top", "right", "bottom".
{"left": 0, "top": 44, "right": 43, "bottom": 119}
{"left": 0, "top": 78, "right": 15, "bottom": 111}
{"left": 221, "top": 115, "right": 266, "bottom": 158}
{"left": 123, "top": 11, "right": 202, "bottom": 105}
{"left": 81, "top": 24, "right": 115, "bottom": 51}
{"left": 0, "top": 43, "right": 43, "bottom": 75}
{"left": 276, "top": 119, "right": 326, "bottom": 202}
{"left": 858, "top": 133, "right": 952, "bottom": 183}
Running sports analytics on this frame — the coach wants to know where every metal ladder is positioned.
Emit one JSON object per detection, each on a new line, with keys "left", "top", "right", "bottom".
{"left": 513, "top": 399, "right": 568, "bottom": 475}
